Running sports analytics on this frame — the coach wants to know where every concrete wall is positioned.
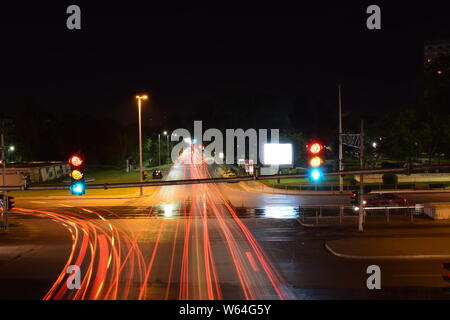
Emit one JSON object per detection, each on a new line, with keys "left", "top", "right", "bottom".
{"left": 0, "top": 172, "right": 27, "bottom": 186}
{"left": 424, "top": 203, "right": 450, "bottom": 220}
{"left": 39, "top": 164, "right": 70, "bottom": 182}
{"left": 1, "top": 163, "right": 70, "bottom": 186}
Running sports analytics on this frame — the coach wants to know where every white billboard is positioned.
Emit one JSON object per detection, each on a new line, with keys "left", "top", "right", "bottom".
{"left": 263, "top": 143, "right": 293, "bottom": 165}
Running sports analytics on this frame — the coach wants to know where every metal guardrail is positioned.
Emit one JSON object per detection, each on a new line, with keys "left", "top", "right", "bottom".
{"left": 299, "top": 204, "right": 423, "bottom": 225}
{"left": 2, "top": 164, "right": 450, "bottom": 191}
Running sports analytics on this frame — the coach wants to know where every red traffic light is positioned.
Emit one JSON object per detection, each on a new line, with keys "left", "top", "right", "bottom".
{"left": 69, "top": 155, "right": 83, "bottom": 167}
{"left": 308, "top": 142, "right": 323, "bottom": 154}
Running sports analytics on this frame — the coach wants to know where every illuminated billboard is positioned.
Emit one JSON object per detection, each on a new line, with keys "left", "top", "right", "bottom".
{"left": 263, "top": 143, "right": 293, "bottom": 165}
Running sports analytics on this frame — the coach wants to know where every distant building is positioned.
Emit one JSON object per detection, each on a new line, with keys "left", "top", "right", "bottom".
{"left": 424, "top": 39, "right": 450, "bottom": 61}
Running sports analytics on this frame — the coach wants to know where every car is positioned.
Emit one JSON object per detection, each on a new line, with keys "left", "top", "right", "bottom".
{"left": 222, "top": 169, "right": 236, "bottom": 177}
{"left": 365, "top": 193, "right": 407, "bottom": 207}
{"left": 152, "top": 170, "right": 163, "bottom": 179}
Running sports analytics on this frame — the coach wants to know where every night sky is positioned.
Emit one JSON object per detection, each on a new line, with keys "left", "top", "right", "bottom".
{"left": 2, "top": 1, "right": 450, "bottom": 127}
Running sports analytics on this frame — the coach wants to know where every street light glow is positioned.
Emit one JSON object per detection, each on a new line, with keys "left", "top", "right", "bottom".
{"left": 9, "top": 146, "right": 15, "bottom": 151}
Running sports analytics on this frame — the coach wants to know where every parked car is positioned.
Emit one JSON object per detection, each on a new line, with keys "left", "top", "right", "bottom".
{"left": 365, "top": 193, "right": 407, "bottom": 207}
{"left": 152, "top": 170, "right": 163, "bottom": 179}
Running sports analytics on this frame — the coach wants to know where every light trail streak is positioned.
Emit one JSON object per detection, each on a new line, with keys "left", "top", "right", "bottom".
{"left": 14, "top": 147, "right": 292, "bottom": 300}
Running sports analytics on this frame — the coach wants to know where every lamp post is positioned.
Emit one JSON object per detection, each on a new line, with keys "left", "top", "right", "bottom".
{"left": 158, "top": 133, "right": 161, "bottom": 166}
{"left": 136, "top": 94, "right": 148, "bottom": 196}
{"left": 163, "top": 131, "right": 169, "bottom": 164}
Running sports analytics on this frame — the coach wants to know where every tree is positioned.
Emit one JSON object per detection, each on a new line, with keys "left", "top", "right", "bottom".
{"left": 376, "top": 108, "right": 421, "bottom": 162}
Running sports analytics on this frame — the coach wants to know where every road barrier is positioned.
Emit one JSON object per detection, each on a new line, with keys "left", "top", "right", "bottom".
{"left": 2, "top": 164, "right": 450, "bottom": 192}
{"left": 298, "top": 204, "right": 423, "bottom": 226}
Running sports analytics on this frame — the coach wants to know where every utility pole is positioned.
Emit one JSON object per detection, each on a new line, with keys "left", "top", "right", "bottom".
{"left": 338, "top": 85, "right": 344, "bottom": 192}
{"left": 135, "top": 94, "right": 148, "bottom": 196}
{"left": 358, "top": 119, "right": 365, "bottom": 232}
{"left": 1, "top": 133, "right": 8, "bottom": 231}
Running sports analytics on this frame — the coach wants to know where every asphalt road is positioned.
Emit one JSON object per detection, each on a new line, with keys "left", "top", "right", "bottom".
{"left": 2, "top": 147, "right": 450, "bottom": 299}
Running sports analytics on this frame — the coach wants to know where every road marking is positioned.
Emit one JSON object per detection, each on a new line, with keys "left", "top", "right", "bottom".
{"left": 30, "top": 201, "right": 46, "bottom": 204}
{"left": 60, "top": 204, "right": 72, "bottom": 207}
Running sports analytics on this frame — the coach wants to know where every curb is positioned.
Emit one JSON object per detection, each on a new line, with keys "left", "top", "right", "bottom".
{"left": 325, "top": 242, "right": 450, "bottom": 261}
{"left": 240, "top": 182, "right": 351, "bottom": 196}
{"left": 370, "top": 189, "right": 450, "bottom": 194}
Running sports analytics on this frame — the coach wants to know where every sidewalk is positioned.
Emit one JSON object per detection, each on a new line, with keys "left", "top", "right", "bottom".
{"left": 326, "top": 236, "right": 450, "bottom": 260}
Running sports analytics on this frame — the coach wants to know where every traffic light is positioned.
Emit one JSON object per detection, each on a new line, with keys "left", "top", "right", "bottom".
{"left": 307, "top": 141, "right": 324, "bottom": 182}
{"left": 69, "top": 154, "right": 85, "bottom": 195}
{"left": 351, "top": 190, "right": 359, "bottom": 205}
{"left": 6, "top": 196, "right": 15, "bottom": 211}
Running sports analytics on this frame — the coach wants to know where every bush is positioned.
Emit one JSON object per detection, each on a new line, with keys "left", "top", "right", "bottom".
{"left": 382, "top": 173, "right": 398, "bottom": 185}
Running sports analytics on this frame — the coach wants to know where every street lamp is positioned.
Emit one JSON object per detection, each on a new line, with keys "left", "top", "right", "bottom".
{"left": 136, "top": 94, "right": 148, "bottom": 196}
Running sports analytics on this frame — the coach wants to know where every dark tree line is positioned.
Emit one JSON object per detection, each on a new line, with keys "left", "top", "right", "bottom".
{"left": 2, "top": 55, "right": 449, "bottom": 167}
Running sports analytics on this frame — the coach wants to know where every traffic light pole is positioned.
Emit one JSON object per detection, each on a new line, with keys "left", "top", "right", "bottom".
{"left": 358, "top": 120, "right": 365, "bottom": 232}
{"left": 1, "top": 133, "right": 8, "bottom": 231}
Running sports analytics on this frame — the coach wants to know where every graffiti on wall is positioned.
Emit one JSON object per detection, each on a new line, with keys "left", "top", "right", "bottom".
{"left": 40, "top": 164, "right": 70, "bottom": 182}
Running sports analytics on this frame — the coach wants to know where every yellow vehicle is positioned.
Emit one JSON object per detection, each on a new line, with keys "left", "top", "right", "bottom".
{"left": 222, "top": 169, "right": 236, "bottom": 177}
